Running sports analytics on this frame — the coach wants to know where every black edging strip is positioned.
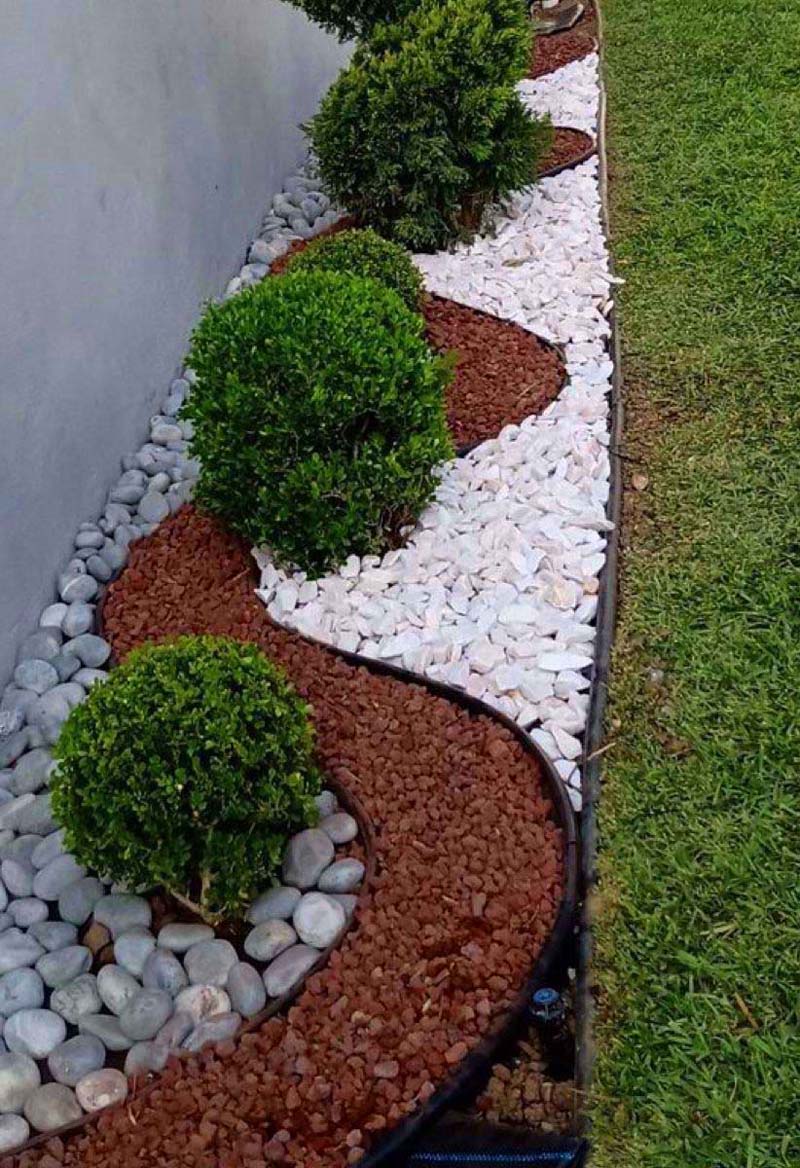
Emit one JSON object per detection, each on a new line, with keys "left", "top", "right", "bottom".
{"left": 574, "top": 0, "right": 624, "bottom": 1135}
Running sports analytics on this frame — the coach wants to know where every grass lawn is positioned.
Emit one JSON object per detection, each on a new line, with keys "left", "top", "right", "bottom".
{"left": 591, "top": 1, "right": 800, "bottom": 1166}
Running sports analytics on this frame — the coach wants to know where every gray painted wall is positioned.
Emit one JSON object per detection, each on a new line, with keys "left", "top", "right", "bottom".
{"left": 0, "top": 0, "right": 348, "bottom": 684}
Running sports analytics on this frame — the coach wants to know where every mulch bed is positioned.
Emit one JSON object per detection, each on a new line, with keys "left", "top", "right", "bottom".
{"left": 529, "top": 4, "right": 597, "bottom": 79}
{"left": 11, "top": 509, "right": 566, "bottom": 1168}
{"left": 538, "top": 127, "right": 595, "bottom": 178}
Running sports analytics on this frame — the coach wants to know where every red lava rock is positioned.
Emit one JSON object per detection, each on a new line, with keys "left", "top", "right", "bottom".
{"left": 538, "top": 128, "right": 595, "bottom": 177}
{"left": 529, "top": 3, "right": 597, "bottom": 78}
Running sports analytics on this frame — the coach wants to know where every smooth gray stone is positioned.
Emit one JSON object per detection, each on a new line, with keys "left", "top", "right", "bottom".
{"left": 142, "top": 948, "right": 187, "bottom": 996}
{"left": 0, "top": 913, "right": 9, "bottom": 935}
{"left": 25, "top": 693, "right": 70, "bottom": 744}
{"left": 50, "top": 653, "right": 82, "bottom": 682}
{"left": 0, "top": 969, "right": 44, "bottom": 1017}
{"left": 0, "top": 1051, "right": 40, "bottom": 1114}
{"left": 150, "top": 424, "right": 182, "bottom": 448}
{"left": 0, "top": 792, "right": 11, "bottom": 809}
{"left": 318, "top": 812, "right": 358, "bottom": 844}
{"left": 0, "top": 930, "right": 44, "bottom": 975}
{"left": 85, "top": 555, "right": 112, "bottom": 582}
{"left": 33, "top": 853, "right": 85, "bottom": 901}
{"left": 31, "top": 829, "right": 66, "bottom": 870}
{"left": 138, "top": 492, "right": 170, "bottom": 523}
{"left": 48, "top": 681, "right": 84, "bottom": 709}
{"left": 36, "top": 945, "right": 91, "bottom": 988}
{"left": 124, "top": 1040, "right": 168, "bottom": 1076}
{"left": 329, "top": 893, "right": 358, "bottom": 920}
{"left": 262, "top": 945, "right": 319, "bottom": 998}
{"left": 1, "top": 860, "right": 33, "bottom": 899}
{"left": 156, "top": 922, "right": 213, "bottom": 954}
{"left": 59, "top": 575, "right": 98, "bottom": 605}
{"left": 13, "top": 660, "right": 58, "bottom": 697}
{"left": 24, "top": 1081, "right": 81, "bottom": 1132}
{"left": 98, "top": 542, "right": 127, "bottom": 573}
{"left": 97, "top": 965, "right": 140, "bottom": 1016}
{"left": 61, "top": 602, "right": 95, "bottom": 639}
{"left": 0, "top": 887, "right": 7, "bottom": 915}
{"left": 13, "top": 794, "right": 57, "bottom": 836}
{"left": 58, "top": 876, "right": 105, "bottom": 926}
{"left": 173, "top": 985, "right": 230, "bottom": 1024}
{"left": 0, "top": 733, "right": 29, "bottom": 770}
{"left": 75, "top": 1067, "right": 128, "bottom": 1112}
{"left": 8, "top": 899, "right": 48, "bottom": 928}
{"left": 39, "top": 604, "right": 68, "bottom": 631}
{"left": 119, "top": 989, "right": 172, "bottom": 1041}
{"left": 93, "top": 893, "right": 151, "bottom": 938}
{"left": 182, "top": 1011, "right": 241, "bottom": 1053}
{"left": 0, "top": 690, "right": 37, "bottom": 721}
{"left": 78, "top": 1013, "right": 133, "bottom": 1051}
{"left": 0, "top": 1113, "right": 30, "bottom": 1151}
{"left": 29, "top": 921, "right": 77, "bottom": 953}
{"left": 246, "top": 885, "right": 301, "bottom": 925}
{"left": 103, "top": 502, "right": 132, "bottom": 528}
{"left": 0, "top": 835, "right": 40, "bottom": 864}
{"left": 313, "top": 789, "right": 338, "bottom": 819}
{"left": 113, "top": 524, "right": 137, "bottom": 547}
{"left": 50, "top": 974, "right": 102, "bottom": 1025}
{"left": 48, "top": 1035, "right": 106, "bottom": 1087}
{"left": 292, "top": 892, "right": 345, "bottom": 949}
{"left": 74, "top": 528, "right": 104, "bottom": 550}
{"left": 5, "top": 1009, "right": 66, "bottom": 1058}
{"left": 109, "top": 484, "right": 145, "bottom": 506}
{"left": 17, "top": 632, "right": 62, "bottom": 664}
{"left": 243, "top": 920, "right": 296, "bottom": 964}
{"left": 114, "top": 928, "right": 155, "bottom": 978}
{"left": 226, "top": 962, "right": 266, "bottom": 1018}
{"left": 58, "top": 564, "right": 86, "bottom": 592}
{"left": 61, "top": 634, "right": 110, "bottom": 669}
{"left": 0, "top": 711, "right": 24, "bottom": 742}
{"left": 10, "top": 749, "right": 52, "bottom": 796}
{"left": 317, "top": 858, "right": 365, "bottom": 894}
{"left": 72, "top": 668, "right": 108, "bottom": 688}
{"left": 154, "top": 1010, "right": 193, "bottom": 1050}
{"left": 118, "top": 467, "right": 148, "bottom": 487}
{"left": 281, "top": 829, "right": 334, "bottom": 891}
{"left": 184, "top": 939, "right": 237, "bottom": 987}
{"left": 148, "top": 471, "right": 171, "bottom": 493}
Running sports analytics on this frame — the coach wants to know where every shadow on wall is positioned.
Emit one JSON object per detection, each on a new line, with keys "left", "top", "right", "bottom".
{"left": 0, "top": 0, "right": 350, "bottom": 685}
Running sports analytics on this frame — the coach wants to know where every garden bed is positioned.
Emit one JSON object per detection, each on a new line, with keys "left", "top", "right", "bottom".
{"left": 529, "top": 2, "right": 597, "bottom": 79}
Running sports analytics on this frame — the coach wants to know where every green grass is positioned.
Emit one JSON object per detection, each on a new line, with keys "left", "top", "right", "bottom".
{"left": 591, "top": 1, "right": 800, "bottom": 1166}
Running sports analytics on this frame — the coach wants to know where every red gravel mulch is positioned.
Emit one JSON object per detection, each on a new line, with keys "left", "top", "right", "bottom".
{"left": 425, "top": 297, "right": 564, "bottom": 449}
{"left": 538, "top": 127, "right": 595, "bottom": 178}
{"left": 529, "top": 4, "right": 597, "bottom": 79}
{"left": 14, "top": 511, "right": 566, "bottom": 1168}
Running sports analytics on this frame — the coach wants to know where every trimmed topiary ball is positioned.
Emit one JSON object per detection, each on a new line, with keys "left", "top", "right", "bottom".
{"left": 181, "top": 270, "right": 453, "bottom": 574}
{"left": 309, "top": 0, "right": 550, "bottom": 251}
{"left": 280, "top": 228, "right": 424, "bottom": 312}
{"left": 52, "top": 637, "right": 321, "bottom": 920}
{"left": 287, "top": 0, "right": 417, "bottom": 41}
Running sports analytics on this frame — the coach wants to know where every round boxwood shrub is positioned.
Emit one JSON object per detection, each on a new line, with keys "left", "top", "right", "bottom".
{"left": 309, "top": 0, "right": 550, "bottom": 251}
{"left": 281, "top": 228, "right": 424, "bottom": 312}
{"left": 287, "top": 0, "right": 417, "bottom": 41}
{"left": 52, "top": 637, "right": 321, "bottom": 920}
{"left": 181, "top": 270, "right": 453, "bottom": 574}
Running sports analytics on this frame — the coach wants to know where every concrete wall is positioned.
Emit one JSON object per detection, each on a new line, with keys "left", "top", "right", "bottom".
{"left": 0, "top": 0, "right": 348, "bottom": 685}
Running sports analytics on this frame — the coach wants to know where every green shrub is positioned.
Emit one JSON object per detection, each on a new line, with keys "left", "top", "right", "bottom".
{"left": 309, "top": 0, "right": 550, "bottom": 252}
{"left": 287, "top": 0, "right": 416, "bottom": 41}
{"left": 52, "top": 637, "right": 321, "bottom": 919}
{"left": 182, "top": 270, "right": 453, "bottom": 574}
{"left": 281, "top": 228, "right": 424, "bottom": 312}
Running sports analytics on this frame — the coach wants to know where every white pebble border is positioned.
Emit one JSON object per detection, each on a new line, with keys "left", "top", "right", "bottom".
{"left": 255, "top": 54, "right": 615, "bottom": 812}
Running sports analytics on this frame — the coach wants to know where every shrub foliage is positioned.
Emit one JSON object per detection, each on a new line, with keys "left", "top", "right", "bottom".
{"left": 182, "top": 270, "right": 453, "bottom": 574}
{"left": 52, "top": 637, "right": 321, "bottom": 919}
{"left": 281, "top": 228, "right": 424, "bottom": 312}
{"left": 287, "top": 0, "right": 417, "bottom": 41}
{"left": 309, "top": 0, "right": 550, "bottom": 251}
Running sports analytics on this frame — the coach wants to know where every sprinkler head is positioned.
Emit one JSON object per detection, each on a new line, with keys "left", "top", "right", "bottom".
{"left": 530, "top": 986, "right": 565, "bottom": 1024}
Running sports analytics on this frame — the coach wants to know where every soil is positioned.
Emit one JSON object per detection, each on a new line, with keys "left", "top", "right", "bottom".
{"left": 13, "top": 509, "right": 566, "bottom": 1168}
{"left": 538, "top": 127, "right": 595, "bottom": 178}
{"left": 474, "top": 1030, "right": 575, "bottom": 1134}
{"left": 529, "top": 4, "right": 598, "bottom": 79}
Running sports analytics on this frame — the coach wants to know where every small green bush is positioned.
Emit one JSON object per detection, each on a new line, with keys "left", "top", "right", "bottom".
{"left": 182, "top": 270, "right": 453, "bottom": 574}
{"left": 287, "top": 0, "right": 416, "bottom": 41}
{"left": 281, "top": 228, "right": 424, "bottom": 312}
{"left": 309, "top": 0, "right": 550, "bottom": 252}
{"left": 52, "top": 637, "right": 321, "bottom": 919}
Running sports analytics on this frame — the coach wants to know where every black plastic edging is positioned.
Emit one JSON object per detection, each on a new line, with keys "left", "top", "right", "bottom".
{"left": 574, "top": 0, "right": 625, "bottom": 1132}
